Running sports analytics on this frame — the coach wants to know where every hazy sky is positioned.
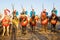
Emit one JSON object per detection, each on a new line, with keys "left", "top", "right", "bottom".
{"left": 0, "top": 0, "right": 60, "bottom": 16}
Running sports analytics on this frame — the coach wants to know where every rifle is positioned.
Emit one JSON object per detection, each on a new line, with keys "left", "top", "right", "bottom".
{"left": 42, "top": 3, "right": 44, "bottom": 11}
{"left": 11, "top": 4, "right": 16, "bottom": 18}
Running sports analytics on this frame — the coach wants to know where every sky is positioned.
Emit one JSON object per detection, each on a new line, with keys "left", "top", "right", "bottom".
{"left": 0, "top": 0, "right": 60, "bottom": 16}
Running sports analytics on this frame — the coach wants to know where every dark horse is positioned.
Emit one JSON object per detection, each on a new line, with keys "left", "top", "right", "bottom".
{"left": 49, "top": 13, "right": 58, "bottom": 33}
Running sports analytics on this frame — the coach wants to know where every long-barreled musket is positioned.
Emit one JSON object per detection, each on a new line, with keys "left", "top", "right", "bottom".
{"left": 12, "top": 4, "right": 14, "bottom": 13}
{"left": 21, "top": 5, "right": 25, "bottom": 14}
{"left": 42, "top": 3, "right": 44, "bottom": 11}
{"left": 11, "top": 4, "right": 15, "bottom": 18}
{"left": 31, "top": 5, "right": 33, "bottom": 9}
{"left": 21, "top": 4, "right": 23, "bottom": 10}
{"left": 53, "top": 3, "right": 55, "bottom": 9}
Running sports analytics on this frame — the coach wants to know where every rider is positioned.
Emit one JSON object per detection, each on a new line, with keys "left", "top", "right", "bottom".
{"left": 51, "top": 8, "right": 57, "bottom": 15}
{"left": 30, "top": 8, "right": 36, "bottom": 17}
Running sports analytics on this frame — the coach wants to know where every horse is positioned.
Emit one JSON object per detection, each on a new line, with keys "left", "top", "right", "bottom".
{"left": 41, "top": 11, "right": 48, "bottom": 32}
{"left": 2, "top": 15, "right": 10, "bottom": 36}
{"left": 49, "top": 13, "right": 58, "bottom": 32}
{"left": 19, "top": 14, "right": 28, "bottom": 35}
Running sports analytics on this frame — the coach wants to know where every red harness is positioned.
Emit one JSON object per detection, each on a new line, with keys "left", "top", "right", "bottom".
{"left": 41, "top": 18, "right": 48, "bottom": 25}
{"left": 2, "top": 18, "right": 10, "bottom": 27}
{"left": 35, "top": 16, "right": 39, "bottom": 22}
{"left": 20, "top": 15, "right": 28, "bottom": 26}
{"left": 51, "top": 20, "right": 57, "bottom": 24}
{"left": 21, "top": 20, "right": 28, "bottom": 26}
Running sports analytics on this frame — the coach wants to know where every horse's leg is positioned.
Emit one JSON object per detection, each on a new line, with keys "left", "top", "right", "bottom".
{"left": 42, "top": 25, "right": 44, "bottom": 31}
{"left": 45, "top": 25, "right": 48, "bottom": 32}
{"left": 53, "top": 24, "right": 56, "bottom": 33}
{"left": 7, "top": 26, "right": 9, "bottom": 36}
{"left": 51, "top": 24, "right": 53, "bottom": 32}
{"left": 43, "top": 24, "right": 47, "bottom": 32}
{"left": 2, "top": 26, "right": 5, "bottom": 36}
{"left": 43, "top": 25, "right": 45, "bottom": 32}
